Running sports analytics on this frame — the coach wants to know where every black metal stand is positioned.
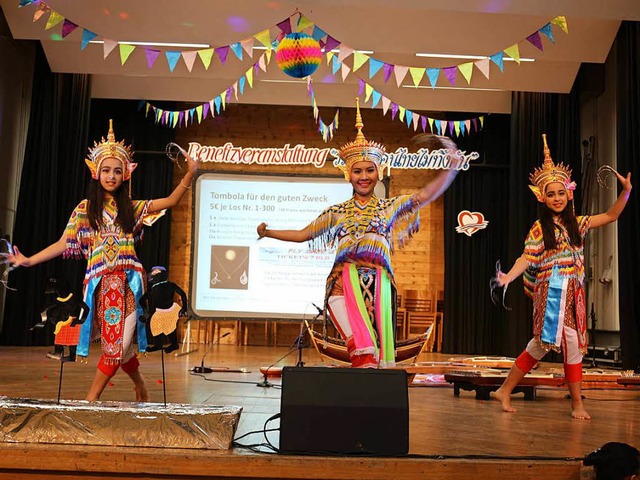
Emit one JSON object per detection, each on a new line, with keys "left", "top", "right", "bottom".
{"left": 57, "top": 357, "right": 64, "bottom": 404}
{"left": 295, "top": 311, "right": 322, "bottom": 367}
{"left": 161, "top": 348, "right": 167, "bottom": 406}
{"left": 589, "top": 302, "right": 598, "bottom": 368}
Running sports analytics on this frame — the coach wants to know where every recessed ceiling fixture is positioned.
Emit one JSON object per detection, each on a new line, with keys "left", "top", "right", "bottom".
{"left": 416, "top": 52, "right": 535, "bottom": 62}
{"left": 89, "top": 40, "right": 211, "bottom": 48}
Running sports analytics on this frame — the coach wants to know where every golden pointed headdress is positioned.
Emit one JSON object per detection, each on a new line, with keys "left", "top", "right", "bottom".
{"left": 336, "top": 98, "right": 386, "bottom": 180}
{"left": 85, "top": 119, "right": 136, "bottom": 181}
{"left": 528, "top": 134, "right": 576, "bottom": 202}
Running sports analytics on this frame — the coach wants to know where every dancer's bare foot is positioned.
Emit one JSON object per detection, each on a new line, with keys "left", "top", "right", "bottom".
{"left": 134, "top": 383, "right": 150, "bottom": 402}
{"left": 571, "top": 403, "right": 591, "bottom": 420}
{"left": 492, "top": 387, "right": 517, "bottom": 413}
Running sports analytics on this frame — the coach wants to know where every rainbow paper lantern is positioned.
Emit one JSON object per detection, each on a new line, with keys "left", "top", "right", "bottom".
{"left": 276, "top": 32, "right": 322, "bottom": 78}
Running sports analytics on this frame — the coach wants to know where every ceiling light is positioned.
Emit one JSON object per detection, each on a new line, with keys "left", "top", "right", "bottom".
{"left": 261, "top": 79, "right": 307, "bottom": 83}
{"left": 89, "top": 40, "right": 211, "bottom": 48}
{"left": 415, "top": 53, "right": 535, "bottom": 62}
{"left": 402, "top": 85, "right": 505, "bottom": 92}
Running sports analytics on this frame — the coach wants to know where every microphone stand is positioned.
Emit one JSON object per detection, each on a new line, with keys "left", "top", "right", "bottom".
{"left": 295, "top": 305, "right": 323, "bottom": 367}
{"left": 192, "top": 332, "right": 231, "bottom": 373}
{"left": 589, "top": 303, "right": 598, "bottom": 368}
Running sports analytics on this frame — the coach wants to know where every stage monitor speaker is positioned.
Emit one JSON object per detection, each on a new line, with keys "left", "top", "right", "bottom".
{"left": 279, "top": 367, "right": 409, "bottom": 455}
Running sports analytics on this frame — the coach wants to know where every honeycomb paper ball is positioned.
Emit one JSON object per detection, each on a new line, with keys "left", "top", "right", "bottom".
{"left": 276, "top": 32, "right": 322, "bottom": 78}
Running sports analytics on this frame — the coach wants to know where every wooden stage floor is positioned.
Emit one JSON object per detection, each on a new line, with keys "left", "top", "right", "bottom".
{"left": 0, "top": 345, "right": 638, "bottom": 480}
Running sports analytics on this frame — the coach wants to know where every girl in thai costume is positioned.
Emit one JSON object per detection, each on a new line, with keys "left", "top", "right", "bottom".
{"left": 493, "top": 135, "right": 631, "bottom": 419}
{"left": 5, "top": 120, "right": 198, "bottom": 401}
{"left": 257, "top": 100, "right": 461, "bottom": 368}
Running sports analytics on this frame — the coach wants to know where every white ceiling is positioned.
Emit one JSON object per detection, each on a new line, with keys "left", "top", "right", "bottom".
{"left": 2, "top": 0, "right": 640, "bottom": 114}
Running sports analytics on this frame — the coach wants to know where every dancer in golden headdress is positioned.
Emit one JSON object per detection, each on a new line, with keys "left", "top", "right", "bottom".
{"left": 4, "top": 120, "right": 198, "bottom": 401}
{"left": 493, "top": 134, "right": 631, "bottom": 419}
{"left": 257, "top": 99, "right": 461, "bottom": 368}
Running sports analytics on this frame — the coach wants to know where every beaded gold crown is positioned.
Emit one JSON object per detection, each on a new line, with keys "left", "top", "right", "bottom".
{"left": 336, "top": 98, "right": 386, "bottom": 180}
{"left": 85, "top": 119, "right": 136, "bottom": 181}
{"left": 528, "top": 134, "right": 576, "bottom": 202}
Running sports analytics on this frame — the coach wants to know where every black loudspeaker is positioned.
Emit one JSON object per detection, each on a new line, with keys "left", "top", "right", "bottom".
{"left": 279, "top": 367, "right": 409, "bottom": 455}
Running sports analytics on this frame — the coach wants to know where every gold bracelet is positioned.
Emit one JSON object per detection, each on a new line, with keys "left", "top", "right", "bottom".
{"left": 180, "top": 180, "right": 192, "bottom": 190}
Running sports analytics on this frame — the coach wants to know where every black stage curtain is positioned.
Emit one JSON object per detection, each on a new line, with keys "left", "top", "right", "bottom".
{"left": 443, "top": 91, "right": 580, "bottom": 356}
{"left": 1, "top": 49, "right": 175, "bottom": 346}
{"left": 615, "top": 22, "right": 640, "bottom": 371}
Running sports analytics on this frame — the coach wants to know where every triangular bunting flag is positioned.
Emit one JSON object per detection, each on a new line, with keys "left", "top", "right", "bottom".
{"left": 480, "top": 116, "right": 485, "bottom": 127}
{"left": 324, "top": 35, "right": 340, "bottom": 52}
{"left": 45, "top": 11, "right": 64, "bottom": 30}
{"left": 398, "top": 105, "right": 406, "bottom": 121}
{"left": 61, "top": 19, "right": 78, "bottom": 38}
{"left": 394, "top": 65, "right": 409, "bottom": 87}
{"left": 371, "top": 90, "right": 382, "bottom": 109}
{"left": 277, "top": 18, "right": 292, "bottom": 35}
{"left": 405, "top": 110, "right": 412, "bottom": 127}
{"left": 455, "top": 121, "right": 461, "bottom": 137}
{"left": 409, "top": 67, "right": 425, "bottom": 87}
{"left": 215, "top": 46, "right": 230, "bottom": 65}
{"left": 239, "top": 76, "right": 246, "bottom": 95}
{"left": 426, "top": 68, "right": 440, "bottom": 88}
{"left": 358, "top": 78, "right": 365, "bottom": 96}
{"left": 364, "top": 83, "right": 373, "bottom": 102}
{"left": 412, "top": 113, "right": 420, "bottom": 131}
{"left": 352, "top": 52, "right": 369, "bottom": 72}
{"left": 458, "top": 62, "right": 473, "bottom": 84}
{"left": 298, "top": 15, "right": 314, "bottom": 32}
{"left": 472, "top": 118, "right": 478, "bottom": 132}
{"left": 539, "top": 23, "right": 554, "bottom": 43}
{"left": 341, "top": 63, "right": 350, "bottom": 81}
{"left": 172, "top": 112, "right": 179, "bottom": 128}
{"left": 381, "top": 96, "right": 391, "bottom": 115}
{"left": 33, "top": 3, "right": 50, "bottom": 22}
{"left": 145, "top": 103, "right": 151, "bottom": 116}
{"left": 475, "top": 58, "right": 490, "bottom": 79}
{"left": 144, "top": 48, "right": 161, "bottom": 69}
{"left": 369, "top": 58, "right": 384, "bottom": 79}
{"left": 551, "top": 16, "right": 568, "bottom": 34}
{"left": 338, "top": 45, "right": 354, "bottom": 63}
{"left": 428, "top": 117, "right": 434, "bottom": 133}
{"left": 119, "top": 44, "right": 136, "bottom": 65}
{"left": 490, "top": 52, "right": 504, "bottom": 72}
{"left": 19, "top": 0, "right": 37, "bottom": 6}
{"left": 332, "top": 55, "right": 341, "bottom": 75}
{"left": 465, "top": 120, "right": 471, "bottom": 133}
{"left": 230, "top": 42, "right": 243, "bottom": 60}
{"left": 214, "top": 96, "right": 222, "bottom": 115}
{"left": 391, "top": 103, "right": 398, "bottom": 120}
{"left": 241, "top": 38, "right": 254, "bottom": 57}
{"left": 383, "top": 63, "right": 393, "bottom": 83}
{"left": 196, "top": 105, "right": 203, "bottom": 124}
{"left": 182, "top": 51, "right": 197, "bottom": 72}
{"left": 178, "top": 111, "right": 185, "bottom": 126}
{"left": 421, "top": 116, "right": 428, "bottom": 132}
{"left": 504, "top": 44, "right": 520, "bottom": 64}
{"left": 166, "top": 51, "right": 181, "bottom": 72}
{"left": 449, "top": 122, "right": 455, "bottom": 137}
{"left": 246, "top": 67, "right": 254, "bottom": 88}
{"left": 265, "top": 48, "right": 272, "bottom": 63}
{"left": 259, "top": 54, "right": 267, "bottom": 72}
{"left": 81, "top": 29, "right": 98, "bottom": 50}
{"left": 311, "top": 25, "right": 327, "bottom": 41}
{"left": 209, "top": 100, "right": 215, "bottom": 117}
{"left": 254, "top": 29, "right": 272, "bottom": 49}
{"left": 103, "top": 39, "right": 118, "bottom": 59}
{"left": 198, "top": 48, "right": 214, "bottom": 69}
{"left": 443, "top": 66, "right": 457, "bottom": 85}
{"left": 526, "top": 32, "right": 544, "bottom": 51}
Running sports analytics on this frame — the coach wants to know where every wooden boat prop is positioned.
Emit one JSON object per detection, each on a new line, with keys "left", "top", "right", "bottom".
{"left": 305, "top": 320, "right": 434, "bottom": 365}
